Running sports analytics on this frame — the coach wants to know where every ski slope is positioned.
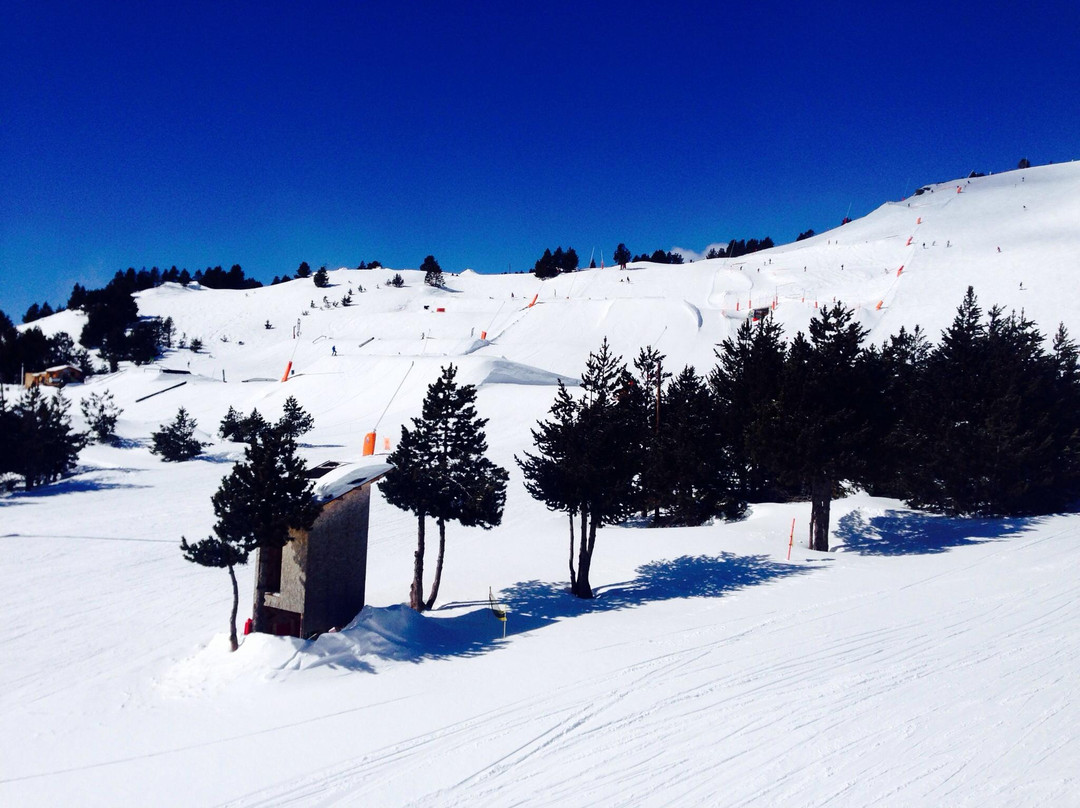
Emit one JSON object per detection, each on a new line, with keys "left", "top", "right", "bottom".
{"left": 2, "top": 162, "right": 1079, "bottom": 806}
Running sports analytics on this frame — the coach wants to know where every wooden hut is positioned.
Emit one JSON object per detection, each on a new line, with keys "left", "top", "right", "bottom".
{"left": 23, "top": 364, "right": 84, "bottom": 388}
{"left": 254, "top": 460, "right": 393, "bottom": 638}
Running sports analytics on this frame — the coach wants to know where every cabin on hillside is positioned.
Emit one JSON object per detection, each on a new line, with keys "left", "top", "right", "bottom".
{"left": 253, "top": 460, "right": 393, "bottom": 638}
{"left": 23, "top": 364, "right": 84, "bottom": 389}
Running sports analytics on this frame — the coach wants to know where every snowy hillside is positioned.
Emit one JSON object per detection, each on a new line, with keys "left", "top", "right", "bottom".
{"left": 3, "top": 162, "right": 1080, "bottom": 806}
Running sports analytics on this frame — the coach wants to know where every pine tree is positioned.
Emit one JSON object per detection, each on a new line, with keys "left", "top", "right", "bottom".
{"left": 518, "top": 382, "right": 587, "bottom": 590}
{"left": 655, "top": 366, "right": 743, "bottom": 525}
{"left": 313, "top": 267, "right": 330, "bottom": 288}
{"left": 533, "top": 248, "right": 559, "bottom": 279}
{"left": 907, "top": 289, "right": 1080, "bottom": 515}
{"left": 80, "top": 389, "right": 122, "bottom": 443}
{"left": 860, "top": 325, "right": 930, "bottom": 498}
{"left": 754, "top": 306, "right": 870, "bottom": 551}
{"left": 0, "top": 390, "right": 15, "bottom": 480}
{"left": 180, "top": 533, "right": 249, "bottom": 651}
{"left": 421, "top": 255, "right": 444, "bottom": 287}
{"left": 183, "top": 425, "right": 318, "bottom": 644}
{"left": 278, "top": 396, "right": 314, "bottom": 440}
{"left": 613, "top": 243, "right": 631, "bottom": 269}
{"left": 561, "top": 247, "right": 579, "bottom": 272}
{"left": 632, "top": 346, "right": 671, "bottom": 521}
{"left": 218, "top": 406, "right": 268, "bottom": 444}
{"left": 381, "top": 365, "right": 507, "bottom": 611}
{"left": 296, "top": 261, "right": 312, "bottom": 278}
{"left": 710, "top": 317, "right": 788, "bottom": 502}
{"left": 151, "top": 407, "right": 207, "bottom": 461}
{"left": 519, "top": 339, "right": 640, "bottom": 598}
{"left": 10, "top": 387, "right": 85, "bottom": 488}
{"left": 218, "top": 426, "right": 319, "bottom": 632}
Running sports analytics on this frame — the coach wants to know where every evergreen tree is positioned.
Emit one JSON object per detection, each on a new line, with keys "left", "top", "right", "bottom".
{"left": 9, "top": 387, "right": 85, "bottom": 489}
{"left": 632, "top": 346, "right": 670, "bottom": 521}
{"left": 381, "top": 365, "right": 508, "bottom": 611}
{"left": 180, "top": 533, "right": 249, "bottom": 651}
{"left": 518, "top": 382, "right": 588, "bottom": 590}
{"left": 613, "top": 244, "right": 632, "bottom": 269}
{"left": 906, "top": 289, "right": 1080, "bottom": 515}
{"left": 80, "top": 390, "right": 122, "bottom": 443}
{"left": 184, "top": 425, "right": 318, "bottom": 644}
{"left": 0, "top": 391, "right": 15, "bottom": 480}
{"left": 389, "top": 273, "right": 405, "bottom": 288}
{"left": 421, "top": 255, "right": 444, "bottom": 287}
{"left": 560, "top": 247, "right": 579, "bottom": 272}
{"left": 151, "top": 407, "right": 207, "bottom": 461}
{"left": 47, "top": 332, "right": 76, "bottom": 366}
{"left": 217, "top": 426, "right": 319, "bottom": 633}
{"left": 313, "top": 267, "right": 330, "bottom": 288}
{"left": 653, "top": 366, "right": 743, "bottom": 525}
{"left": 218, "top": 406, "right": 268, "bottom": 444}
{"left": 860, "top": 326, "right": 930, "bottom": 498}
{"left": 278, "top": 396, "right": 314, "bottom": 440}
{"left": 296, "top": 261, "right": 312, "bottom": 278}
{"left": 533, "top": 248, "right": 559, "bottom": 279}
{"left": 753, "top": 305, "right": 870, "bottom": 551}
{"left": 519, "top": 339, "right": 640, "bottom": 598}
{"left": 709, "top": 317, "right": 788, "bottom": 502}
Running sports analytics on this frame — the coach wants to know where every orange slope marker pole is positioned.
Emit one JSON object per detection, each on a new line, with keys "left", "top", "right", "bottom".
{"left": 787, "top": 518, "right": 795, "bottom": 560}
{"left": 280, "top": 361, "right": 293, "bottom": 382}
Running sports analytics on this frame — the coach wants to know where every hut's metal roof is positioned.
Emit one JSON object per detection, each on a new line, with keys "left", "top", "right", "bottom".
{"left": 309, "top": 460, "right": 394, "bottom": 503}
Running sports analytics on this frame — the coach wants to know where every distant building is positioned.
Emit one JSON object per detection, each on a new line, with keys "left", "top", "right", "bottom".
{"left": 23, "top": 364, "right": 84, "bottom": 388}
{"left": 254, "top": 460, "right": 393, "bottom": 638}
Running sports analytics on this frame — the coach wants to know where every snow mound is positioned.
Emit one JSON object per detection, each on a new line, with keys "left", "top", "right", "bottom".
{"left": 479, "top": 358, "right": 579, "bottom": 386}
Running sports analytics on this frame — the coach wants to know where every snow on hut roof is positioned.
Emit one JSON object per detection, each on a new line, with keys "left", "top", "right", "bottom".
{"left": 309, "top": 460, "right": 394, "bottom": 503}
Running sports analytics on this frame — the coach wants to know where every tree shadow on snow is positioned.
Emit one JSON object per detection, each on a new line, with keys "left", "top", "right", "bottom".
{"left": 0, "top": 476, "right": 151, "bottom": 503}
{"left": 502, "top": 553, "right": 812, "bottom": 634}
{"left": 306, "top": 553, "right": 812, "bottom": 670}
{"left": 833, "top": 509, "right": 1038, "bottom": 556}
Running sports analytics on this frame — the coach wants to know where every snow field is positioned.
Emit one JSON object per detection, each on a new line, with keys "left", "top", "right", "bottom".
{"left": 3, "top": 162, "right": 1080, "bottom": 806}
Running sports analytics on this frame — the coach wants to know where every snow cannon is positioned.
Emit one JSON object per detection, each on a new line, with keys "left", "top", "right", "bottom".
{"left": 363, "top": 431, "right": 376, "bottom": 456}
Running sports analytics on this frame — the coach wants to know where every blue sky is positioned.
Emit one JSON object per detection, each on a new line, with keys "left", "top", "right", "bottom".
{"left": 2, "top": 1, "right": 1078, "bottom": 318}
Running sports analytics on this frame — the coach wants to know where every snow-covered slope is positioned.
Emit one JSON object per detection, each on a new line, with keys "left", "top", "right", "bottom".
{"left": 3, "top": 162, "right": 1079, "bottom": 806}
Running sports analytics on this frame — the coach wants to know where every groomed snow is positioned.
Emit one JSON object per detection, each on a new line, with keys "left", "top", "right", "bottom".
{"left": 3, "top": 162, "right": 1079, "bottom": 806}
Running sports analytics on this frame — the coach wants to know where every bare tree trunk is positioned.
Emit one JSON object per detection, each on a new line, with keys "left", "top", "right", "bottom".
{"left": 567, "top": 511, "right": 577, "bottom": 591}
{"left": 227, "top": 563, "right": 239, "bottom": 652}
{"left": 424, "top": 518, "right": 447, "bottom": 611}
{"left": 809, "top": 476, "right": 832, "bottom": 552}
{"left": 410, "top": 512, "right": 426, "bottom": 611}
{"left": 573, "top": 511, "right": 597, "bottom": 599}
